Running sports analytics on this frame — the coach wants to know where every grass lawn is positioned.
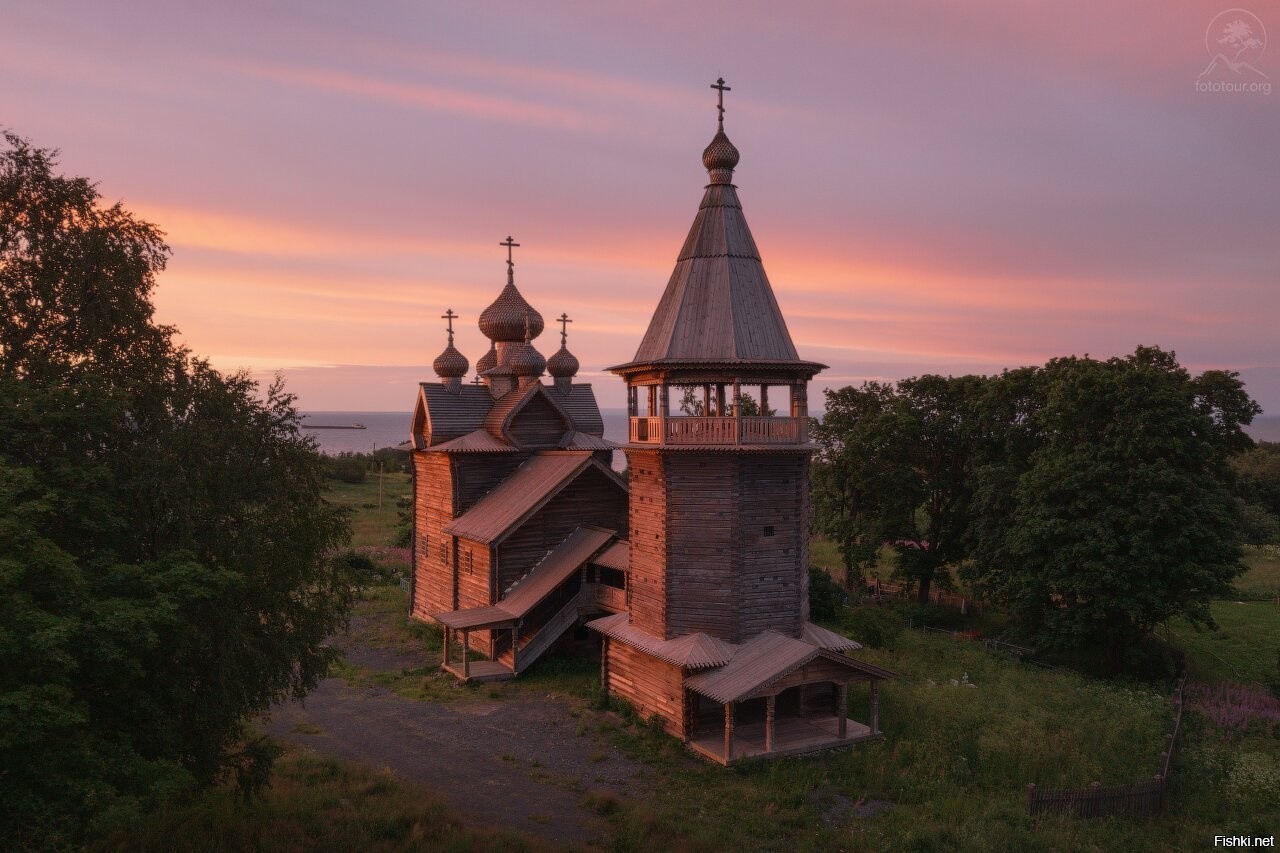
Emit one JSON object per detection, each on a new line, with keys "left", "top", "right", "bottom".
{"left": 94, "top": 744, "right": 549, "bottom": 852}
{"left": 324, "top": 471, "right": 412, "bottom": 548}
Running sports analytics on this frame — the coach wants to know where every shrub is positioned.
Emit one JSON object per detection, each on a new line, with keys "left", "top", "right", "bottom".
{"left": 808, "top": 567, "right": 848, "bottom": 621}
{"left": 839, "top": 605, "right": 905, "bottom": 649}
{"left": 326, "top": 453, "right": 367, "bottom": 484}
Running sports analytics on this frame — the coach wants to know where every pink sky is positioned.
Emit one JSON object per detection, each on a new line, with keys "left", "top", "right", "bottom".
{"left": 5, "top": 1, "right": 1278, "bottom": 412}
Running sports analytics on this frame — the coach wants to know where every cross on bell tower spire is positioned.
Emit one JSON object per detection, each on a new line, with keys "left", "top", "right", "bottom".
{"left": 711, "top": 77, "right": 731, "bottom": 130}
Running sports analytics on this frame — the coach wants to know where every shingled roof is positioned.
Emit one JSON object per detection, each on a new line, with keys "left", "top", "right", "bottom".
{"left": 444, "top": 452, "right": 625, "bottom": 544}
{"left": 610, "top": 128, "right": 824, "bottom": 375}
{"left": 412, "top": 381, "right": 606, "bottom": 450}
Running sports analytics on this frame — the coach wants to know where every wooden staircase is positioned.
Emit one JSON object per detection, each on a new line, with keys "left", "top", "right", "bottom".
{"left": 497, "top": 589, "right": 583, "bottom": 675}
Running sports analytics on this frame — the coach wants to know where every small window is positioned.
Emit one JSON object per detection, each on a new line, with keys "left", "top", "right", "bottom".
{"left": 465, "top": 550, "right": 474, "bottom": 575}
{"left": 763, "top": 525, "right": 775, "bottom": 537}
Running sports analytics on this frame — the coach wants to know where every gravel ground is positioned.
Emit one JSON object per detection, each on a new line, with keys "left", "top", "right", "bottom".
{"left": 265, "top": 636, "right": 647, "bottom": 848}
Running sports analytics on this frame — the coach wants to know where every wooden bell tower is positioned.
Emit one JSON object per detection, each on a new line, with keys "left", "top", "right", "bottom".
{"left": 609, "top": 79, "right": 827, "bottom": 645}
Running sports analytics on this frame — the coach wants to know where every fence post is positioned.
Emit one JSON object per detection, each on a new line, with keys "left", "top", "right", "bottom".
{"left": 1027, "top": 782, "right": 1037, "bottom": 814}
{"left": 1089, "top": 782, "right": 1100, "bottom": 818}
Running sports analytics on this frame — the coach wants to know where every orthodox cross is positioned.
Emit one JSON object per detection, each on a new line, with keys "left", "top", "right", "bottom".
{"left": 441, "top": 308, "right": 458, "bottom": 344}
{"left": 711, "top": 77, "right": 731, "bottom": 129}
{"left": 500, "top": 236, "right": 520, "bottom": 271}
{"left": 557, "top": 312, "right": 572, "bottom": 346}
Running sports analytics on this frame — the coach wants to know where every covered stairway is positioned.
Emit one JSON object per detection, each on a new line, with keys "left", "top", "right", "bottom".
{"left": 435, "top": 526, "right": 615, "bottom": 682}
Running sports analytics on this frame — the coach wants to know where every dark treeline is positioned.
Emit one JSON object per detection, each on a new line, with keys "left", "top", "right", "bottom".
{"left": 812, "top": 347, "right": 1267, "bottom": 670}
{"left": 322, "top": 448, "right": 412, "bottom": 483}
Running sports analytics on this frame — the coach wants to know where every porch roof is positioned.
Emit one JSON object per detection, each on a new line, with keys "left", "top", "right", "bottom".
{"left": 684, "top": 631, "right": 895, "bottom": 704}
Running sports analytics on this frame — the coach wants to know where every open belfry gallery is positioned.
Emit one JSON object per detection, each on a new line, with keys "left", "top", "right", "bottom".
{"left": 408, "top": 81, "right": 894, "bottom": 765}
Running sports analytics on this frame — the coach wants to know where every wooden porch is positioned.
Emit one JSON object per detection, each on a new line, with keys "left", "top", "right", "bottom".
{"left": 686, "top": 680, "right": 882, "bottom": 765}
{"left": 688, "top": 714, "right": 876, "bottom": 764}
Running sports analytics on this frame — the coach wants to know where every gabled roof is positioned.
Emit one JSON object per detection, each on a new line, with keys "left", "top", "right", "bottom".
{"left": 587, "top": 612, "right": 735, "bottom": 669}
{"left": 684, "top": 630, "right": 894, "bottom": 703}
{"left": 434, "top": 526, "right": 615, "bottom": 630}
{"left": 412, "top": 381, "right": 607, "bottom": 450}
{"left": 444, "top": 452, "right": 625, "bottom": 545}
{"left": 413, "top": 383, "right": 494, "bottom": 449}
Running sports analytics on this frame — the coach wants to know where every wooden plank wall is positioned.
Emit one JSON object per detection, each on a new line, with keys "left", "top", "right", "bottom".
{"left": 737, "top": 453, "right": 807, "bottom": 638}
{"left": 625, "top": 450, "right": 669, "bottom": 638}
{"left": 507, "top": 394, "right": 569, "bottom": 448}
{"left": 495, "top": 467, "right": 628, "bottom": 594}
{"left": 453, "top": 455, "right": 528, "bottom": 514}
{"left": 606, "top": 641, "right": 686, "bottom": 739}
{"left": 664, "top": 454, "right": 738, "bottom": 640}
{"left": 411, "top": 452, "right": 455, "bottom": 621}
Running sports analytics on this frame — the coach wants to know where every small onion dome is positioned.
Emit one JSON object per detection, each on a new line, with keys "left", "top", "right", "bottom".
{"left": 432, "top": 343, "right": 468, "bottom": 379}
{"left": 475, "top": 341, "right": 497, "bottom": 375}
{"left": 547, "top": 344, "right": 578, "bottom": 379}
{"left": 508, "top": 341, "right": 546, "bottom": 378}
{"left": 702, "top": 129, "right": 739, "bottom": 179}
{"left": 478, "top": 283, "right": 544, "bottom": 343}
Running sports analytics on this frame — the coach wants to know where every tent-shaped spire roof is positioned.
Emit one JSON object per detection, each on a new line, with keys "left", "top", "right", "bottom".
{"left": 611, "top": 81, "right": 824, "bottom": 376}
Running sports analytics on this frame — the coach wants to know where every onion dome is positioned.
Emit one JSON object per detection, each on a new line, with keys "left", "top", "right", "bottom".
{"left": 479, "top": 283, "right": 544, "bottom": 342}
{"left": 432, "top": 343, "right": 468, "bottom": 379}
{"left": 702, "top": 129, "right": 740, "bottom": 180}
{"left": 547, "top": 344, "right": 578, "bottom": 378}
{"left": 475, "top": 340, "right": 497, "bottom": 375}
{"left": 480, "top": 238, "right": 544, "bottom": 342}
{"left": 508, "top": 317, "right": 545, "bottom": 377}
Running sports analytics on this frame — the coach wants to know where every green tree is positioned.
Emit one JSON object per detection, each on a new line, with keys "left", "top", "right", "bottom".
{"left": 0, "top": 132, "right": 354, "bottom": 847}
{"left": 813, "top": 376, "right": 986, "bottom": 602}
{"left": 964, "top": 348, "right": 1258, "bottom": 669}
{"left": 811, "top": 382, "right": 904, "bottom": 591}
{"left": 1231, "top": 441, "right": 1280, "bottom": 544}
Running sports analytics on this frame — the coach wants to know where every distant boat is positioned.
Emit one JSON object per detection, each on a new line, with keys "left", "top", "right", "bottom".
{"left": 302, "top": 422, "right": 367, "bottom": 430}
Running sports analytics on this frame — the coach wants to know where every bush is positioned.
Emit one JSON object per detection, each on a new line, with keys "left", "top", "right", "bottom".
{"left": 808, "top": 567, "right": 848, "bottom": 621}
{"left": 838, "top": 605, "right": 905, "bottom": 649}
{"left": 326, "top": 453, "right": 367, "bottom": 484}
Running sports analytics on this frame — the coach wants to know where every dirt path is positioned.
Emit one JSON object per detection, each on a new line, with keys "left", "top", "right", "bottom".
{"left": 265, "top": 636, "right": 648, "bottom": 848}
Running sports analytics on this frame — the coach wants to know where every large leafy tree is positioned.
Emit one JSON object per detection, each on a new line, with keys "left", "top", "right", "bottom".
{"left": 812, "top": 375, "right": 986, "bottom": 601}
{"left": 964, "top": 347, "right": 1258, "bottom": 668}
{"left": 0, "top": 132, "right": 354, "bottom": 846}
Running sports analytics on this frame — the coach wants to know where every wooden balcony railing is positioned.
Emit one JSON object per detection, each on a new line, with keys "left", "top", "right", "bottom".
{"left": 627, "top": 416, "right": 807, "bottom": 446}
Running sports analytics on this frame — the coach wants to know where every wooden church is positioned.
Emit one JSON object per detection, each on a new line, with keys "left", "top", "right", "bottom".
{"left": 409, "top": 81, "right": 892, "bottom": 764}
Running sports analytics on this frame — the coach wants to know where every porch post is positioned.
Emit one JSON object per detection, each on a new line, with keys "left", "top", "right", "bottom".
{"left": 765, "top": 694, "right": 776, "bottom": 753}
{"left": 760, "top": 385, "right": 769, "bottom": 415}
{"left": 837, "top": 683, "right": 848, "bottom": 739}
{"left": 511, "top": 625, "right": 519, "bottom": 674}
{"left": 724, "top": 701, "right": 735, "bottom": 764}
{"left": 871, "top": 680, "right": 880, "bottom": 735}
{"left": 461, "top": 630, "right": 470, "bottom": 679}
{"left": 601, "top": 636, "right": 610, "bottom": 688}
{"left": 442, "top": 626, "right": 451, "bottom": 667}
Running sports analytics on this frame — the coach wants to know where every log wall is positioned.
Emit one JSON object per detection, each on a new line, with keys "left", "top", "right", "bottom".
{"left": 411, "top": 452, "right": 455, "bottom": 620}
{"left": 605, "top": 641, "right": 686, "bottom": 739}
{"left": 737, "top": 454, "right": 808, "bottom": 638}
{"left": 453, "top": 455, "right": 528, "bottom": 513}
{"left": 625, "top": 450, "right": 669, "bottom": 638}
{"left": 663, "top": 454, "right": 738, "bottom": 640}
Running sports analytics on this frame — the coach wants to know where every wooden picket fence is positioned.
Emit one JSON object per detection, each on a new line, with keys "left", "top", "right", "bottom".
{"left": 1028, "top": 673, "right": 1186, "bottom": 819}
